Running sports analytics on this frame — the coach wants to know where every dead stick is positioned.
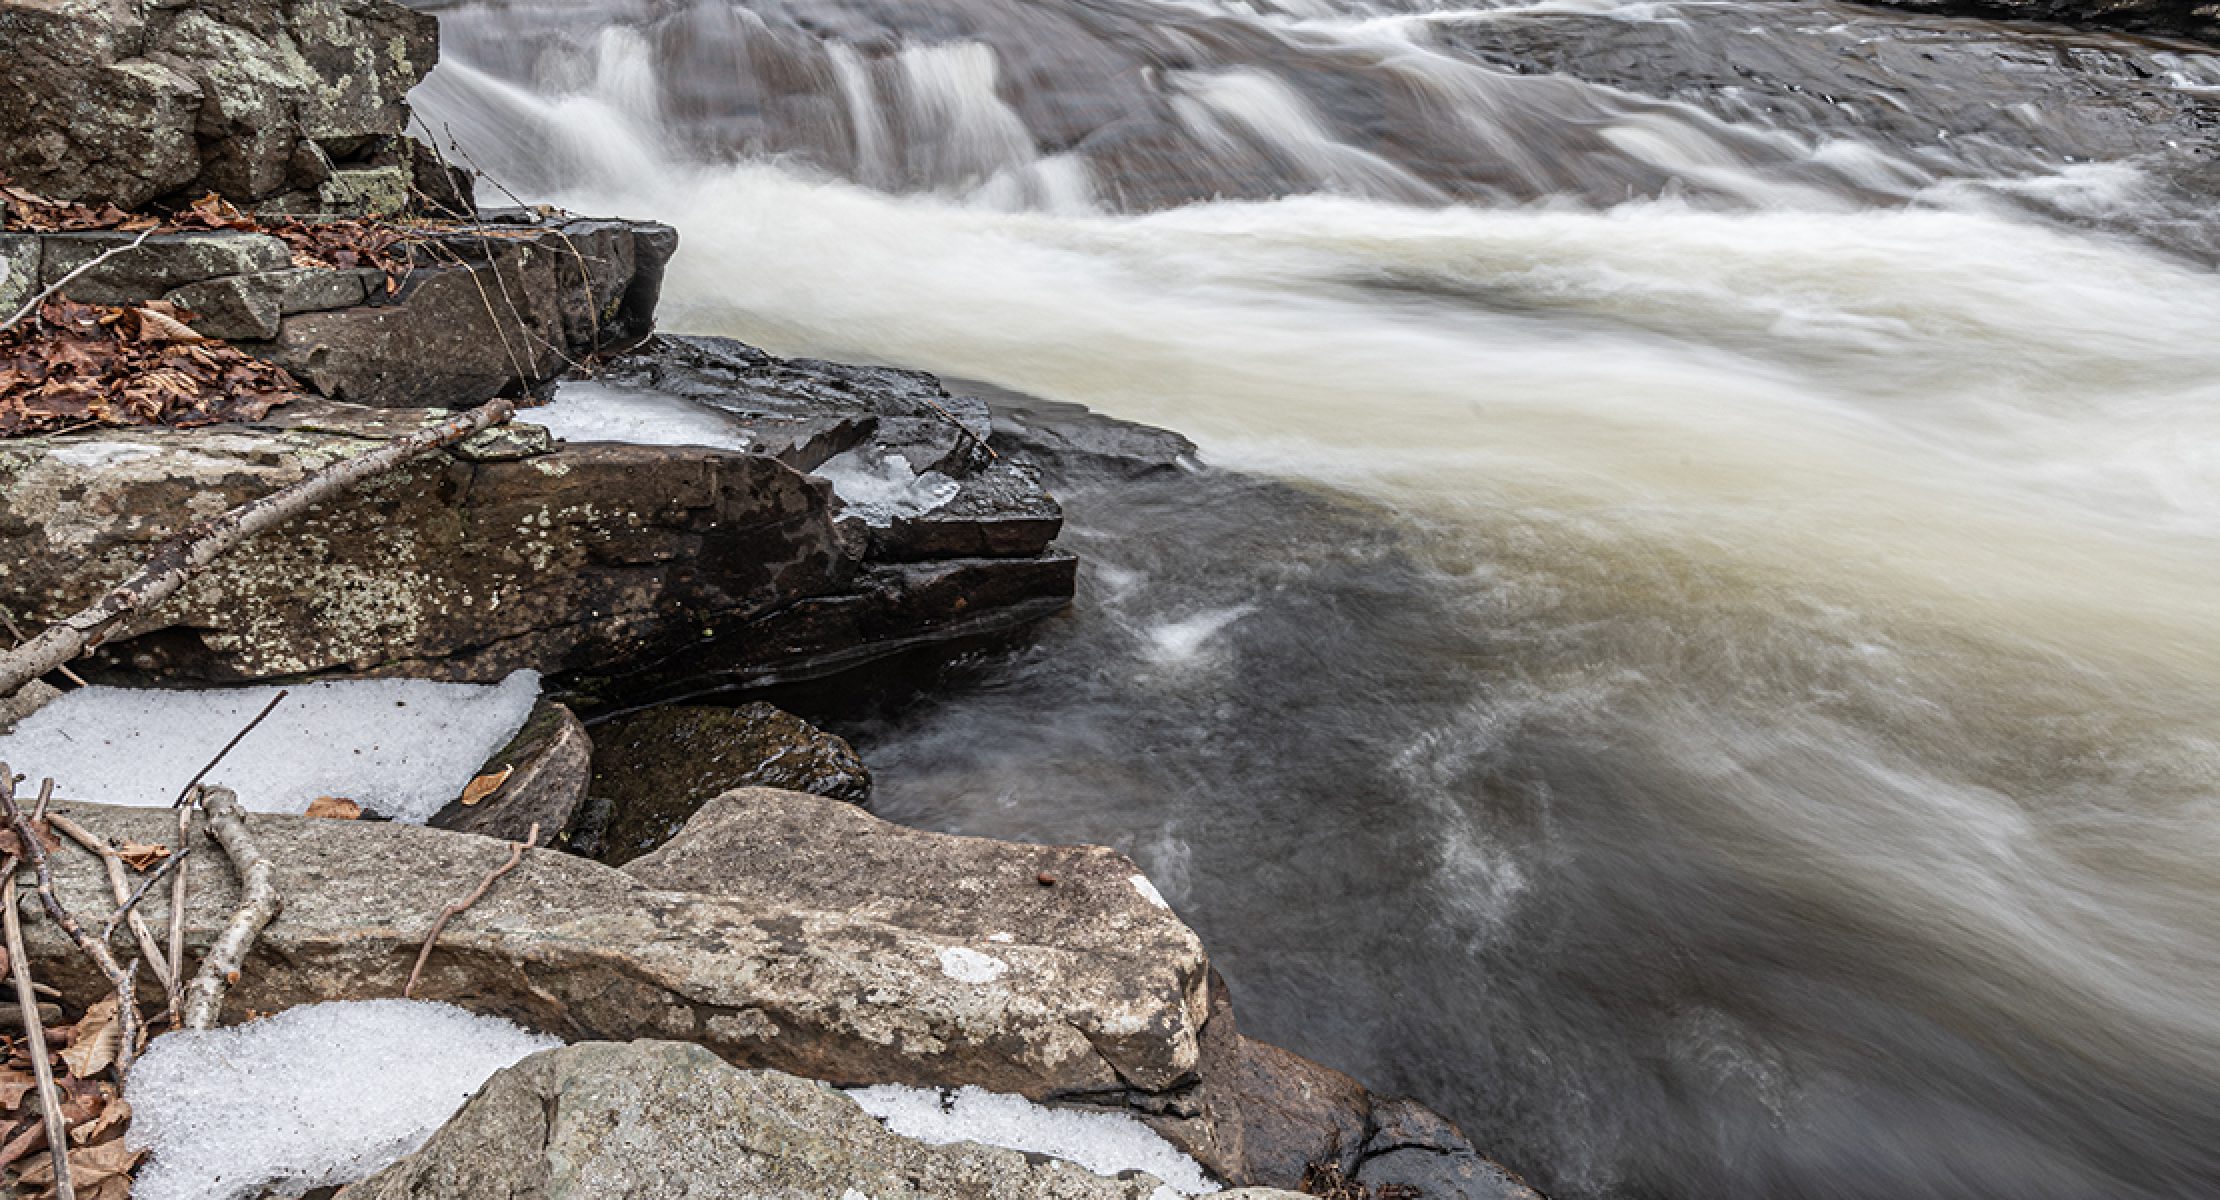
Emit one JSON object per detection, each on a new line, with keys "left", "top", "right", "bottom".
{"left": 165, "top": 798, "right": 193, "bottom": 1028}
{"left": 48, "top": 813, "right": 174, "bottom": 992}
{"left": 1, "top": 859, "right": 70, "bottom": 1200}
{"left": 0, "top": 397, "right": 519, "bottom": 700}
{"left": 180, "top": 788, "right": 279, "bottom": 1031}
{"left": 102, "top": 845, "right": 189, "bottom": 941}
{"left": 0, "top": 227, "right": 156, "bottom": 336}
{"left": 0, "top": 610, "right": 83, "bottom": 690}
{"left": 171, "top": 690, "right": 288, "bottom": 809}
{"left": 405, "top": 822, "right": 539, "bottom": 999}
{"left": 0, "top": 778, "right": 139, "bottom": 1081}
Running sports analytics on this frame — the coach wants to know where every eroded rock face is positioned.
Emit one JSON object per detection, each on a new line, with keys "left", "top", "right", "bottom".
{"left": 28, "top": 795, "right": 1209, "bottom": 1099}
{"left": 0, "top": 0, "right": 439, "bottom": 210}
{"left": 580, "top": 704, "right": 871, "bottom": 865}
{"left": 0, "top": 402, "right": 846, "bottom": 685}
{"left": 338, "top": 1041, "right": 1208, "bottom": 1200}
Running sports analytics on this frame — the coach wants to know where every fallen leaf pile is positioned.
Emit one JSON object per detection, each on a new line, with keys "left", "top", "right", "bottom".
{"left": 0, "top": 297, "right": 301, "bottom": 437}
{"left": 3, "top": 184, "right": 431, "bottom": 290}
{"left": 0, "top": 991, "right": 142, "bottom": 1200}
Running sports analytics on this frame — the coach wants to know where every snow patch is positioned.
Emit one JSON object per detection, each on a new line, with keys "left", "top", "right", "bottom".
{"left": 126, "top": 1000, "right": 560, "bottom": 1200}
{"left": 0, "top": 672, "right": 540, "bottom": 823}
{"left": 987, "top": 931, "right": 1015, "bottom": 943}
{"left": 1130, "top": 874, "right": 1170, "bottom": 910}
{"left": 528, "top": 380, "right": 753, "bottom": 452}
{"left": 939, "top": 946, "right": 1009, "bottom": 984}
{"left": 846, "top": 1084, "right": 1220, "bottom": 1196}
{"left": 815, "top": 449, "right": 961, "bottom": 526}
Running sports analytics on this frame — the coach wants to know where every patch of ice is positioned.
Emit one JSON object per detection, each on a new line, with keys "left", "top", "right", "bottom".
{"left": 0, "top": 671, "right": 540, "bottom": 823}
{"left": 1129, "top": 874, "right": 1170, "bottom": 910}
{"left": 815, "top": 449, "right": 961, "bottom": 526}
{"left": 527, "top": 380, "right": 752, "bottom": 452}
{"left": 939, "top": 945, "right": 1009, "bottom": 984}
{"left": 847, "top": 1083, "right": 1220, "bottom": 1196}
{"left": 126, "top": 999, "right": 560, "bottom": 1200}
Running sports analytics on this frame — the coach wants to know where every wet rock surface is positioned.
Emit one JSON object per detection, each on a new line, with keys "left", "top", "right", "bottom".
{"left": 339, "top": 1040, "right": 1225, "bottom": 1200}
{"left": 0, "top": 0, "right": 439, "bottom": 210}
{"left": 578, "top": 703, "right": 871, "bottom": 865}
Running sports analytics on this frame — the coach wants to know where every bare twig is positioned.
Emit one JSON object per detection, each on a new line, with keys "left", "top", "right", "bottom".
{"left": 0, "top": 227, "right": 156, "bottom": 336}
{"left": 0, "top": 397, "right": 519, "bottom": 700}
{"left": 165, "top": 800, "right": 192, "bottom": 1028}
{"left": 1, "top": 854, "right": 70, "bottom": 1200}
{"left": 0, "top": 777, "right": 140, "bottom": 1081}
{"left": 0, "top": 609, "right": 84, "bottom": 690}
{"left": 171, "top": 690, "right": 289, "bottom": 809}
{"left": 180, "top": 788, "right": 279, "bottom": 1031}
{"left": 48, "top": 814, "right": 174, "bottom": 993}
{"left": 405, "top": 822, "right": 539, "bottom": 999}
{"left": 102, "top": 845, "right": 189, "bottom": 941}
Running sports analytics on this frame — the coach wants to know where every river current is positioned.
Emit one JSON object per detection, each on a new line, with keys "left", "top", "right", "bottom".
{"left": 405, "top": 2, "right": 2220, "bottom": 1196}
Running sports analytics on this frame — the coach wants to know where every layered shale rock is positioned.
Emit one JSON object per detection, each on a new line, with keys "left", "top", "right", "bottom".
{"left": 0, "top": 0, "right": 444, "bottom": 211}
{"left": 28, "top": 792, "right": 1210, "bottom": 1098}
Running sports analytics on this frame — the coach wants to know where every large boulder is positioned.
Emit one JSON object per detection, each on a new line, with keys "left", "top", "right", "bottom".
{"left": 0, "top": 402, "right": 847, "bottom": 685}
{"left": 339, "top": 1040, "right": 1250, "bottom": 1200}
{"left": 26, "top": 793, "right": 1209, "bottom": 1099}
{"left": 580, "top": 704, "right": 872, "bottom": 864}
{"left": 0, "top": 0, "right": 440, "bottom": 211}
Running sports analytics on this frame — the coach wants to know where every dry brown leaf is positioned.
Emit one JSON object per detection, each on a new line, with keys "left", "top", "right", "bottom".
{"left": 0, "top": 1070, "right": 34, "bottom": 1111}
{"left": 114, "top": 841, "right": 169, "bottom": 872}
{"left": 458, "top": 765, "right": 513, "bottom": 808}
{"left": 17, "top": 1135, "right": 142, "bottom": 1189}
{"left": 57, "top": 997, "right": 118, "bottom": 1080}
{"left": 131, "top": 306, "right": 207, "bottom": 344}
{"left": 69, "top": 1095, "right": 127, "bottom": 1146}
{"left": 305, "top": 796, "right": 362, "bottom": 820}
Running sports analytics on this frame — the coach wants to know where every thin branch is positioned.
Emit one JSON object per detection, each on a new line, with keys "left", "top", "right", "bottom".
{"left": 48, "top": 814, "right": 174, "bottom": 993}
{"left": 180, "top": 788, "right": 279, "bottom": 1031}
{"left": 171, "top": 690, "right": 288, "bottom": 808}
{"left": 102, "top": 845, "right": 189, "bottom": 941}
{"left": 1, "top": 856, "right": 70, "bottom": 1200}
{"left": 0, "top": 777, "right": 139, "bottom": 1081}
{"left": 0, "top": 609, "right": 83, "bottom": 690}
{"left": 0, "top": 227, "right": 156, "bottom": 336}
{"left": 165, "top": 801, "right": 193, "bottom": 1029}
{"left": 0, "top": 396, "right": 519, "bottom": 701}
{"left": 405, "top": 822, "right": 539, "bottom": 999}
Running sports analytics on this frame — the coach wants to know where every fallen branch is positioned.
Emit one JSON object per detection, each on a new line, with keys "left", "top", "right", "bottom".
{"left": 0, "top": 227, "right": 155, "bottom": 337}
{"left": 405, "top": 822, "right": 539, "bottom": 999}
{"left": 0, "top": 774, "right": 140, "bottom": 1082}
{"left": 101, "top": 845, "right": 188, "bottom": 942}
{"left": 0, "top": 855, "right": 71, "bottom": 1200}
{"left": 48, "top": 814, "right": 174, "bottom": 993}
{"left": 171, "top": 690, "right": 287, "bottom": 809}
{"left": 165, "top": 800, "right": 192, "bottom": 1029}
{"left": 180, "top": 788, "right": 279, "bottom": 1031}
{"left": 0, "top": 397, "right": 518, "bottom": 700}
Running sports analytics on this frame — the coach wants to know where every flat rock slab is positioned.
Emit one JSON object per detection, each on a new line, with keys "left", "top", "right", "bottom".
{"left": 340, "top": 1040, "right": 1237, "bottom": 1200}
{"left": 25, "top": 794, "right": 1207, "bottom": 1098}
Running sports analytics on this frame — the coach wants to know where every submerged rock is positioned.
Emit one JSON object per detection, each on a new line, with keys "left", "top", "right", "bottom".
{"left": 338, "top": 1040, "right": 1231, "bottom": 1200}
{"left": 580, "top": 704, "right": 871, "bottom": 865}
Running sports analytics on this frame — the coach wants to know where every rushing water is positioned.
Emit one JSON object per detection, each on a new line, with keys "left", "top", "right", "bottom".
{"left": 407, "top": 2, "right": 2220, "bottom": 1196}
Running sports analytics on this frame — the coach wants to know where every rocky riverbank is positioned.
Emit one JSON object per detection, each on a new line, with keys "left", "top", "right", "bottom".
{"left": 0, "top": 0, "right": 1546, "bottom": 1193}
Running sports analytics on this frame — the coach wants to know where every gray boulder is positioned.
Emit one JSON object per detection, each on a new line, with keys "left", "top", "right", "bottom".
{"left": 0, "top": 0, "right": 439, "bottom": 210}
{"left": 26, "top": 794, "right": 1208, "bottom": 1099}
{"left": 338, "top": 1040, "right": 1201, "bottom": 1200}
{"left": 428, "top": 698, "right": 594, "bottom": 846}
{"left": 580, "top": 703, "right": 871, "bottom": 865}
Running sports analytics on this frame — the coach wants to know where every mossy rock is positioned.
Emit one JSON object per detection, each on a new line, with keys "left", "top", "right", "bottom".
{"left": 582, "top": 703, "right": 870, "bottom": 865}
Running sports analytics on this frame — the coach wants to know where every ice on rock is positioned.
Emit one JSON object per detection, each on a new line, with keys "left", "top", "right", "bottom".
{"left": 0, "top": 671, "right": 540, "bottom": 823}
{"left": 126, "top": 1000, "right": 560, "bottom": 1200}
{"left": 846, "top": 1083, "right": 1221, "bottom": 1196}
{"left": 524, "top": 380, "right": 753, "bottom": 452}
{"left": 814, "top": 449, "right": 962, "bottom": 526}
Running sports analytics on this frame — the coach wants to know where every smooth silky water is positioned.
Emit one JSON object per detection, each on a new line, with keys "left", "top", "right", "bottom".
{"left": 406, "top": 1, "right": 2220, "bottom": 1194}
